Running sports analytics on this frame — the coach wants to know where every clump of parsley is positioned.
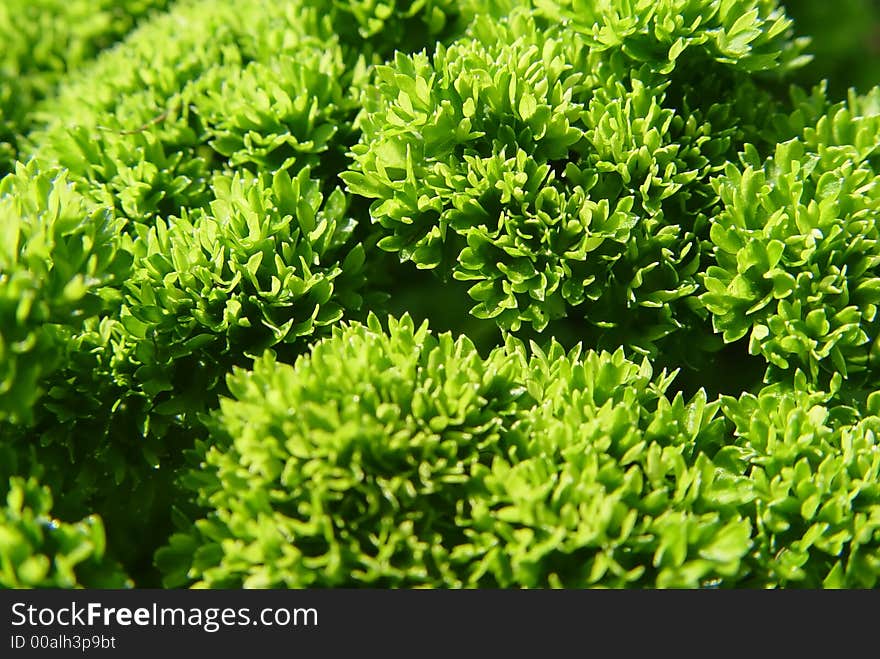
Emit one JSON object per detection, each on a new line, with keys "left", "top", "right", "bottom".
{"left": 2, "top": 0, "right": 879, "bottom": 588}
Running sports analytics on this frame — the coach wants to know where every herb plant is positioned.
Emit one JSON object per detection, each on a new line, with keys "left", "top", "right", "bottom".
{"left": 2, "top": 0, "right": 879, "bottom": 588}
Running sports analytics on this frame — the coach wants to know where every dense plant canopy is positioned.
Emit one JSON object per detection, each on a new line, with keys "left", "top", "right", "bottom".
{"left": 1, "top": 0, "right": 879, "bottom": 588}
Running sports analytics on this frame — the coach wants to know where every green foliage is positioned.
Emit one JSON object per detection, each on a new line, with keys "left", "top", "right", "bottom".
{"left": 0, "top": 476, "right": 129, "bottom": 588}
{"left": 15, "top": 7, "right": 367, "bottom": 430}
{"left": 308, "top": 0, "right": 481, "bottom": 58}
{"left": 23, "top": 0, "right": 483, "bottom": 224}
{"left": 0, "top": 0, "right": 170, "bottom": 173}
{"left": 161, "top": 317, "right": 880, "bottom": 588}
{"left": 119, "top": 166, "right": 369, "bottom": 428}
{"left": 196, "top": 50, "right": 352, "bottom": 178}
{"left": 536, "top": 0, "right": 809, "bottom": 73}
{"left": 157, "top": 314, "right": 528, "bottom": 587}
{"left": 157, "top": 316, "right": 744, "bottom": 588}
{"left": 27, "top": 0, "right": 340, "bottom": 225}
{"left": 345, "top": 10, "right": 745, "bottom": 358}
{"left": 3, "top": 0, "right": 880, "bottom": 590}
{"left": 0, "top": 161, "right": 130, "bottom": 424}
{"left": 345, "top": 13, "right": 594, "bottom": 332}
{"left": 471, "top": 342, "right": 748, "bottom": 588}
{"left": 721, "top": 379, "right": 880, "bottom": 587}
{"left": 5, "top": 0, "right": 392, "bottom": 584}
{"left": 702, "top": 89, "right": 880, "bottom": 385}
